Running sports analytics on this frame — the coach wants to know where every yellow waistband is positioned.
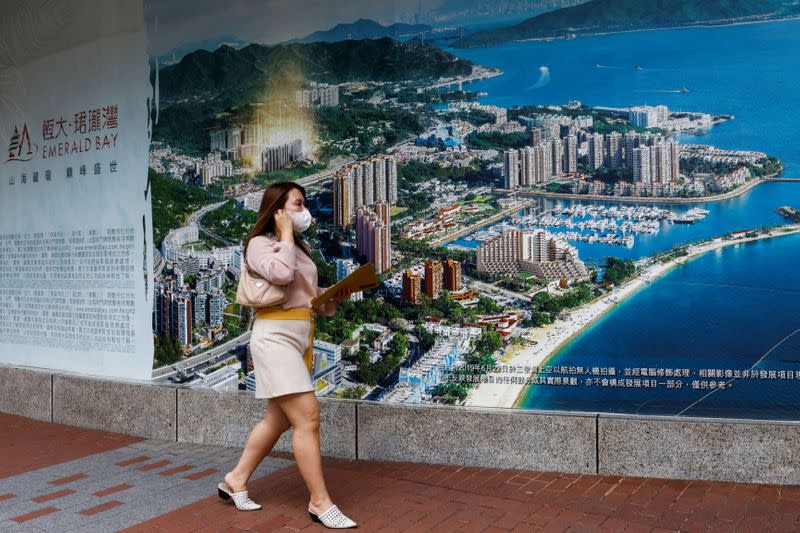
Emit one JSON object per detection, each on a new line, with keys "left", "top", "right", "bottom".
{"left": 256, "top": 306, "right": 314, "bottom": 320}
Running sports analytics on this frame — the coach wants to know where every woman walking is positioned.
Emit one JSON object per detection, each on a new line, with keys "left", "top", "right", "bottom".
{"left": 217, "top": 181, "right": 358, "bottom": 529}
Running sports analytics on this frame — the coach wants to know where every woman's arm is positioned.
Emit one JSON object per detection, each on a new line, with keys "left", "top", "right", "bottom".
{"left": 246, "top": 237, "right": 296, "bottom": 285}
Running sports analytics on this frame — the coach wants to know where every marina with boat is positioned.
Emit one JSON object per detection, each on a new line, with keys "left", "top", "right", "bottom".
{"left": 459, "top": 204, "right": 710, "bottom": 248}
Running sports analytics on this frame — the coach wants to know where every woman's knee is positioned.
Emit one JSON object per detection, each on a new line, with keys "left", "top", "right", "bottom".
{"left": 275, "top": 392, "right": 320, "bottom": 431}
{"left": 293, "top": 406, "right": 320, "bottom": 432}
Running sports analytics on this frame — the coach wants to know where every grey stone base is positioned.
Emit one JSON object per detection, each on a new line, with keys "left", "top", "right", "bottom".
{"left": 3, "top": 365, "right": 800, "bottom": 485}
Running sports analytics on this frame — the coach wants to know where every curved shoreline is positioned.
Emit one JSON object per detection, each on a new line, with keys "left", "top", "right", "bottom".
{"left": 460, "top": 15, "right": 800, "bottom": 48}
{"left": 511, "top": 224, "right": 800, "bottom": 409}
{"left": 514, "top": 175, "right": 770, "bottom": 204}
{"left": 509, "top": 250, "right": 700, "bottom": 409}
{"left": 462, "top": 223, "right": 800, "bottom": 409}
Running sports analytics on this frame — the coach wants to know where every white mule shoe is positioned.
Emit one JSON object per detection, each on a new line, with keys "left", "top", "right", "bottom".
{"left": 217, "top": 482, "right": 262, "bottom": 511}
{"left": 308, "top": 503, "right": 358, "bottom": 528}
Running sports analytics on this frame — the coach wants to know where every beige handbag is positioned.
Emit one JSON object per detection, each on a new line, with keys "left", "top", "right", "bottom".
{"left": 235, "top": 257, "right": 289, "bottom": 309}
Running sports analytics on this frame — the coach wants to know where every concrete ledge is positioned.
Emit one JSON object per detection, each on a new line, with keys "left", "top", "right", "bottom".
{"left": 357, "top": 401, "right": 597, "bottom": 473}
{"left": 598, "top": 414, "right": 800, "bottom": 484}
{"left": 5, "top": 365, "right": 800, "bottom": 485}
{"left": 52, "top": 373, "right": 176, "bottom": 440}
{"left": 0, "top": 366, "right": 52, "bottom": 422}
{"left": 177, "top": 388, "right": 357, "bottom": 460}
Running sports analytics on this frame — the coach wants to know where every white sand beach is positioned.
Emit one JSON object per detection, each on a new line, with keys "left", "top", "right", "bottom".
{"left": 464, "top": 225, "right": 800, "bottom": 409}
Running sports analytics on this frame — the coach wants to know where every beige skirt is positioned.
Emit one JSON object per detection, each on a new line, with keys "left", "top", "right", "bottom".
{"left": 250, "top": 317, "right": 315, "bottom": 399}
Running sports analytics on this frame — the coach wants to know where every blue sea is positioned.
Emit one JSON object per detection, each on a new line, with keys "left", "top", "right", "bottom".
{"left": 447, "top": 20, "right": 800, "bottom": 419}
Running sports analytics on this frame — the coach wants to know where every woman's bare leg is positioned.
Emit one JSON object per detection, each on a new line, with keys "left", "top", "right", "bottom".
{"left": 224, "top": 399, "right": 291, "bottom": 492}
{"left": 272, "top": 391, "right": 334, "bottom": 514}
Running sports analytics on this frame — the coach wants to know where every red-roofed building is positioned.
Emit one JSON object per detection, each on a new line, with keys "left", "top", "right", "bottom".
{"left": 474, "top": 311, "right": 522, "bottom": 338}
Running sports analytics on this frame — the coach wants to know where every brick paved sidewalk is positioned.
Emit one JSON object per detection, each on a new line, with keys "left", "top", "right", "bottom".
{"left": 2, "top": 413, "right": 799, "bottom": 532}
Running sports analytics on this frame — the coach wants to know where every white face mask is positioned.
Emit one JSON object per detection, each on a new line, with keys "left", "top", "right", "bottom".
{"left": 288, "top": 207, "right": 313, "bottom": 232}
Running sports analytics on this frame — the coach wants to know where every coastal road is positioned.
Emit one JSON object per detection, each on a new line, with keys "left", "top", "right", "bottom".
{"left": 764, "top": 177, "right": 800, "bottom": 182}
{"left": 427, "top": 69, "right": 503, "bottom": 90}
{"left": 513, "top": 177, "right": 768, "bottom": 204}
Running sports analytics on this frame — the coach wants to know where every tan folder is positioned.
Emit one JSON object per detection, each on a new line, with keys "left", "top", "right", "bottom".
{"left": 312, "top": 262, "right": 379, "bottom": 310}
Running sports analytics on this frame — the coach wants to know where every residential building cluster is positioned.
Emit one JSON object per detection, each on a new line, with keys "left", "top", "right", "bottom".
{"left": 400, "top": 258, "right": 462, "bottom": 304}
{"left": 148, "top": 141, "right": 200, "bottom": 178}
{"left": 385, "top": 337, "right": 464, "bottom": 403}
{"left": 679, "top": 144, "right": 767, "bottom": 165}
{"left": 391, "top": 143, "right": 498, "bottom": 168}
{"left": 153, "top": 262, "right": 228, "bottom": 349}
{"left": 457, "top": 104, "right": 758, "bottom": 201}
{"left": 478, "top": 120, "right": 526, "bottom": 134}
{"left": 708, "top": 165, "right": 751, "bottom": 192}
{"left": 575, "top": 138, "right": 756, "bottom": 197}
{"left": 596, "top": 105, "right": 717, "bottom": 132}
{"left": 260, "top": 139, "right": 303, "bottom": 173}
{"left": 577, "top": 178, "right": 680, "bottom": 197}
{"left": 577, "top": 164, "right": 750, "bottom": 197}
{"left": 628, "top": 105, "right": 670, "bottom": 129}
{"left": 626, "top": 104, "right": 716, "bottom": 132}
{"left": 160, "top": 223, "right": 243, "bottom": 278}
{"left": 399, "top": 201, "right": 486, "bottom": 240}
{"left": 382, "top": 322, "right": 485, "bottom": 403}
{"left": 355, "top": 202, "right": 392, "bottom": 274}
{"left": 209, "top": 124, "right": 260, "bottom": 159}
{"left": 295, "top": 84, "right": 340, "bottom": 108}
{"left": 517, "top": 113, "right": 593, "bottom": 136}
{"left": 209, "top": 124, "right": 303, "bottom": 172}
{"left": 446, "top": 101, "right": 508, "bottom": 125}
{"left": 627, "top": 136, "right": 681, "bottom": 183}
{"left": 332, "top": 155, "right": 398, "bottom": 227}
{"left": 195, "top": 151, "right": 233, "bottom": 186}
{"left": 416, "top": 122, "right": 470, "bottom": 149}
{"left": 585, "top": 131, "right": 680, "bottom": 179}
{"left": 503, "top": 136, "right": 578, "bottom": 188}
{"left": 499, "top": 105, "right": 765, "bottom": 199}
{"left": 149, "top": 141, "right": 247, "bottom": 183}
{"left": 476, "top": 227, "right": 589, "bottom": 281}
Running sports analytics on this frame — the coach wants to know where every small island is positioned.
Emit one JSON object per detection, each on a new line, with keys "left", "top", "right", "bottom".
{"left": 458, "top": 0, "right": 800, "bottom": 48}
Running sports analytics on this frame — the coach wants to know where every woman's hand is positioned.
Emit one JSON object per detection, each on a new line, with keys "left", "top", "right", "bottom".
{"left": 332, "top": 286, "right": 353, "bottom": 302}
{"left": 274, "top": 208, "right": 294, "bottom": 241}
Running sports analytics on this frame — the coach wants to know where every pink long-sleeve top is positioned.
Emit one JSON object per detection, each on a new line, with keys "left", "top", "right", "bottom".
{"left": 245, "top": 234, "right": 337, "bottom": 317}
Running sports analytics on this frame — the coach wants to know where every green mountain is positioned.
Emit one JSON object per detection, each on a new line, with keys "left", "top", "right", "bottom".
{"left": 297, "top": 18, "right": 431, "bottom": 43}
{"left": 459, "top": 0, "right": 799, "bottom": 47}
{"left": 158, "top": 37, "right": 473, "bottom": 100}
{"left": 153, "top": 38, "right": 473, "bottom": 154}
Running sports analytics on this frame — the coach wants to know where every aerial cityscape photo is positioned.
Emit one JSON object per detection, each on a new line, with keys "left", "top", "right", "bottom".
{"left": 143, "top": 0, "right": 800, "bottom": 419}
